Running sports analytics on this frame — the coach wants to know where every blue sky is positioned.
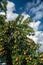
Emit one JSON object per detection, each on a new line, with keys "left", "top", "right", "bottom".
{"left": 0, "top": 0, "right": 43, "bottom": 51}
{"left": 8, "top": 0, "right": 43, "bottom": 31}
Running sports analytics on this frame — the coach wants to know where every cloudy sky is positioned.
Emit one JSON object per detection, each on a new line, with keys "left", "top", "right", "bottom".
{"left": 0, "top": 0, "right": 43, "bottom": 51}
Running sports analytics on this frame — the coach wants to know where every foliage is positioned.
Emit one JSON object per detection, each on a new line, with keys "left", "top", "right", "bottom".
{"left": 0, "top": 0, "right": 42, "bottom": 65}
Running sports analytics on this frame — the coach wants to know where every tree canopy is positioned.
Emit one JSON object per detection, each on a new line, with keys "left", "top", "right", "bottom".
{"left": 0, "top": 0, "right": 42, "bottom": 65}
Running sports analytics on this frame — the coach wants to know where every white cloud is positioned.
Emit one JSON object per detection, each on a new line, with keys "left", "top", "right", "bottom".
{"left": 6, "top": 12, "right": 18, "bottom": 21}
{"left": 0, "top": 12, "right": 5, "bottom": 15}
{"left": 25, "top": 0, "right": 42, "bottom": 12}
{"left": 6, "top": 1, "right": 18, "bottom": 21}
{"left": 0, "top": 1, "right": 18, "bottom": 21}
{"left": 28, "top": 29, "right": 43, "bottom": 51}
{"left": 22, "top": 12, "right": 30, "bottom": 21}
{"left": 7, "top": 1, "right": 15, "bottom": 12}
{"left": 28, "top": 21, "right": 43, "bottom": 51}
{"left": 7, "top": 2, "right": 30, "bottom": 21}
{"left": 30, "top": 2, "right": 43, "bottom": 14}
{"left": 28, "top": 21, "right": 41, "bottom": 43}
{"left": 25, "top": 0, "right": 43, "bottom": 20}
{"left": 33, "top": 11, "right": 43, "bottom": 20}
{"left": 0, "top": 1, "right": 30, "bottom": 22}
{"left": 29, "top": 20, "right": 40, "bottom": 31}
{"left": 25, "top": 2, "right": 33, "bottom": 12}
{"left": 32, "top": 0, "right": 41, "bottom": 6}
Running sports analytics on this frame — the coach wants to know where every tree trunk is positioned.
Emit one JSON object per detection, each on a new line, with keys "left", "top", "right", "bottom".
{"left": 4, "top": 37, "right": 13, "bottom": 65}
{"left": 6, "top": 49, "right": 13, "bottom": 65}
